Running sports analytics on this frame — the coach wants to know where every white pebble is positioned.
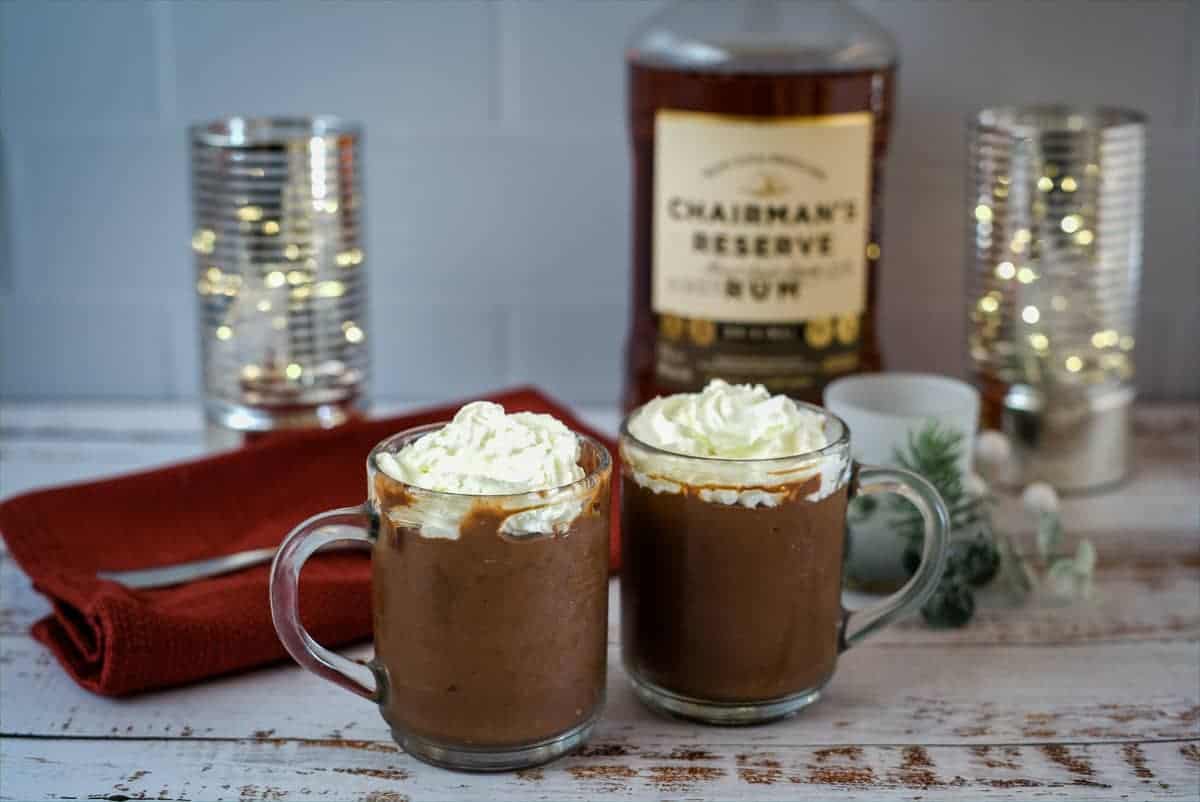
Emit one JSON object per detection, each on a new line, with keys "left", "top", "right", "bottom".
{"left": 975, "top": 430, "right": 1011, "bottom": 467}
{"left": 1022, "top": 481, "right": 1060, "bottom": 515}
{"left": 963, "top": 471, "right": 989, "bottom": 498}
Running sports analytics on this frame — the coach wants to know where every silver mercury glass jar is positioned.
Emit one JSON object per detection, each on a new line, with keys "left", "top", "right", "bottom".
{"left": 190, "top": 117, "right": 368, "bottom": 446}
{"left": 966, "top": 106, "right": 1145, "bottom": 491}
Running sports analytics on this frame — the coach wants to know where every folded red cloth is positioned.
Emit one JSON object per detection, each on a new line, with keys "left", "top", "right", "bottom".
{"left": 0, "top": 388, "right": 620, "bottom": 697}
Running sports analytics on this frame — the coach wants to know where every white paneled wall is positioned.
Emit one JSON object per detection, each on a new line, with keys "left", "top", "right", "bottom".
{"left": 0, "top": 0, "right": 1196, "bottom": 403}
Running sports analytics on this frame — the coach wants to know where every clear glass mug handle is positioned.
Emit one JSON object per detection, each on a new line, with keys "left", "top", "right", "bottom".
{"left": 269, "top": 503, "right": 379, "bottom": 700}
{"left": 840, "top": 464, "right": 951, "bottom": 649}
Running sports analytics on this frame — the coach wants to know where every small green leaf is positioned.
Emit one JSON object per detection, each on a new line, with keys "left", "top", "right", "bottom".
{"left": 995, "top": 530, "right": 1035, "bottom": 600}
{"left": 1045, "top": 539, "right": 1097, "bottom": 601}
{"left": 1075, "top": 539, "right": 1097, "bottom": 574}
{"left": 1045, "top": 558, "right": 1079, "bottom": 597}
{"left": 1036, "top": 513, "right": 1063, "bottom": 561}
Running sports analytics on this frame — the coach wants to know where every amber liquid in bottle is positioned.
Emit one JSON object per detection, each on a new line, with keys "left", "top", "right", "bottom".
{"left": 624, "top": 61, "right": 895, "bottom": 410}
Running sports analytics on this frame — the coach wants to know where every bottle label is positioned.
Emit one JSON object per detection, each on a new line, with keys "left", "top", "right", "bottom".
{"left": 651, "top": 109, "right": 873, "bottom": 392}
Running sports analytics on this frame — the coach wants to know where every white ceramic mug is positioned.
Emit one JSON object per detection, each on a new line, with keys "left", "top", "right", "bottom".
{"left": 824, "top": 373, "right": 980, "bottom": 472}
{"left": 825, "top": 373, "right": 980, "bottom": 591}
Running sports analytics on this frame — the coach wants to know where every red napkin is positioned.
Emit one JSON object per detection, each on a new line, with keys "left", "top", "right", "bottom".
{"left": 0, "top": 388, "right": 620, "bottom": 697}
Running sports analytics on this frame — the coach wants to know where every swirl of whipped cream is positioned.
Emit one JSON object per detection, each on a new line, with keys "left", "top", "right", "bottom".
{"left": 375, "top": 402, "right": 587, "bottom": 538}
{"left": 628, "top": 379, "right": 828, "bottom": 459}
{"left": 624, "top": 380, "right": 845, "bottom": 506}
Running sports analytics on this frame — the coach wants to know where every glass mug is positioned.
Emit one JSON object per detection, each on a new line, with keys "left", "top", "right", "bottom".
{"left": 619, "top": 401, "right": 950, "bottom": 724}
{"left": 270, "top": 424, "right": 612, "bottom": 771}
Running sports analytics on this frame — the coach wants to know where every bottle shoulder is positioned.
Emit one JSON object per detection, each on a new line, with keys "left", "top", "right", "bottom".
{"left": 628, "top": 0, "right": 896, "bottom": 74}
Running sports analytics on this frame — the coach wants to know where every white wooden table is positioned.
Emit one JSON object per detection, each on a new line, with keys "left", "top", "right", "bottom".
{"left": 2, "top": 401, "right": 1198, "bottom": 801}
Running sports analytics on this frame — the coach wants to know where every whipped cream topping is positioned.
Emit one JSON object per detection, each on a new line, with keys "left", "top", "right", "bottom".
{"left": 375, "top": 402, "right": 589, "bottom": 539}
{"left": 623, "top": 380, "right": 846, "bottom": 506}
{"left": 377, "top": 401, "right": 583, "bottom": 494}
{"left": 628, "top": 379, "right": 829, "bottom": 459}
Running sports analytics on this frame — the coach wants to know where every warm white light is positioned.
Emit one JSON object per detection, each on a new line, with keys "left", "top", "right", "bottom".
{"left": 974, "top": 204, "right": 993, "bottom": 222}
{"left": 1060, "top": 176, "right": 1078, "bottom": 192}
{"left": 263, "top": 220, "right": 280, "bottom": 235}
{"left": 215, "top": 325, "right": 233, "bottom": 341}
{"left": 995, "top": 261, "right": 1016, "bottom": 280}
{"left": 866, "top": 243, "right": 881, "bottom": 260}
{"left": 1065, "top": 355, "right": 1083, "bottom": 372}
{"left": 1030, "top": 333, "right": 1049, "bottom": 351}
{"left": 284, "top": 244, "right": 301, "bottom": 260}
{"left": 266, "top": 271, "right": 286, "bottom": 289}
{"left": 344, "top": 324, "right": 364, "bottom": 344}
{"left": 1017, "top": 267, "right": 1037, "bottom": 284}
{"left": 314, "top": 280, "right": 345, "bottom": 298}
{"left": 191, "top": 229, "right": 215, "bottom": 254}
{"left": 336, "top": 248, "right": 365, "bottom": 267}
{"left": 1037, "top": 176, "right": 1054, "bottom": 192}
{"left": 1022, "top": 306, "right": 1040, "bottom": 324}
{"left": 285, "top": 363, "right": 303, "bottom": 380}
{"left": 1074, "top": 229, "right": 1094, "bottom": 245}
{"left": 979, "top": 296, "right": 1000, "bottom": 313}
{"left": 1061, "top": 214, "right": 1083, "bottom": 233}
{"left": 1010, "top": 228, "right": 1031, "bottom": 253}
{"left": 237, "top": 205, "right": 264, "bottom": 222}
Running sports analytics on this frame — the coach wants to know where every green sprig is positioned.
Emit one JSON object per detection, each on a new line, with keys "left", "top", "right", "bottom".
{"left": 892, "top": 422, "right": 989, "bottom": 542}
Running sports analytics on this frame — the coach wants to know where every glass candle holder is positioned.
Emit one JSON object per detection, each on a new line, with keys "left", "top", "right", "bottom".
{"left": 966, "top": 106, "right": 1144, "bottom": 490}
{"left": 190, "top": 117, "right": 368, "bottom": 445}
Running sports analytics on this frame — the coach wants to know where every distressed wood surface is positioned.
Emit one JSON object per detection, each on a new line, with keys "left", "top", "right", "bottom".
{"left": 1, "top": 402, "right": 1198, "bottom": 801}
{"left": 5, "top": 737, "right": 1199, "bottom": 801}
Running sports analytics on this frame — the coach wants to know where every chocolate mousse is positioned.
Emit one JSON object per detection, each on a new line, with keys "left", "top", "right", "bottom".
{"left": 370, "top": 444, "right": 611, "bottom": 749}
{"left": 621, "top": 473, "right": 847, "bottom": 703}
{"left": 618, "top": 379, "right": 853, "bottom": 713}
